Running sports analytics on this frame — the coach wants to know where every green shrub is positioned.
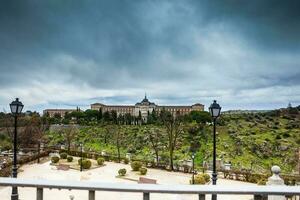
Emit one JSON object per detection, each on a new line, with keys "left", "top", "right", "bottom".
{"left": 67, "top": 156, "right": 73, "bottom": 162}
{"left": 97, "top": 158, "right": 105, "bottom": 166}
{"left": 283, "top": 132, "right": 290, "bottom": 138}
{"left": 60, "top": 152, "right": 68, "bottom": 159}
{"left": 202, "top": 173, "right": 210, "bottom": 183}
{"left": 131, "top": 161, "right": 142, "bottom": 171}
{"left": 78, "top": 158, "right": 83, "bottom": 165}
{"left": 275, "top": 135, "right": 281, "bottom": 140}
{"left": 118, "top": 168, "right": 127, "bottom": 176}
{"left": 139, "top": 167, "right": 147, "bottom": 175}
{"left": 51, "top": 156, "right": 59, "bottom": 163}
{"left": 82, "top": 159, "right": 92, "bottom": 169}
{"left": 257, "top": 179, "right": 267, "bottom": 185}
{"left": 192, "top": 174, "right": 210, "bottom": 185}
{"left": 124, "top": 158, "right": 129, "bottom": 164}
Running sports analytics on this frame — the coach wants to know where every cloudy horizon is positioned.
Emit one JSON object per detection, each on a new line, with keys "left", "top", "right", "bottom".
{"left": 0, "top": 1, "right": 299, "bottom": 113}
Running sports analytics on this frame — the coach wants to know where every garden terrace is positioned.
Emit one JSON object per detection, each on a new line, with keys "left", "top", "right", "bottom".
{"left": 0, "top": 177, "right": 299, "bottom": 200}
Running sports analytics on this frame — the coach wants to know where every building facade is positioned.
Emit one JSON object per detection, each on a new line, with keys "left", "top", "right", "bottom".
{"left": 43, "top": 109, "right": 77, "bottom": 118}
{"left": 91, "top": 95, "right": 204, "bottom": 121}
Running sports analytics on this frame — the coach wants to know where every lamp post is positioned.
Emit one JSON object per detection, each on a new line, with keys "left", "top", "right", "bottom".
{"left": 209, "top": 100, "right": 221, "bottom": 200}
{"left": 10, "top": 98, "right": 24, "bottom": 200}
{"left": 80, "top": 143, "right": 83, "bottom": 172}
{"left": 191, "top": 153, "right": 195, "bottom": 184}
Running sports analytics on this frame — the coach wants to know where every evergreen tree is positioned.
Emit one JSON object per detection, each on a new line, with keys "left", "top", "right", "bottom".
{"left": 98, "top": 108, "right": 103, "bottom": 121}
{"left": 103, "top": 111, "right": 111, "bottom": 122}
{"left": 111, "top": 110, "right": 118, "bottom": 124}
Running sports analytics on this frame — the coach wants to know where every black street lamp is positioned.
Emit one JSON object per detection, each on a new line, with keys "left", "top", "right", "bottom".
{"left": 191, "top": 153, "right": 195, "bottom": 184}
{"left": 209, "top": 100, "right": 221, "bottom": 200}
{"left": 10, "top": 98, "right": 24, "bottom": 200}
{"left": 80, "top": 143, "right": 83, "bottom": 172}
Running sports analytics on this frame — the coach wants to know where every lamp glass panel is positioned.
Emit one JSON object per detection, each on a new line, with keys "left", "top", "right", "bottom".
{"left": 212, "top": 108, "right": 220, "bottom": 117}
{"left": 10, "top": 104, "right": 17, "bottom": 114}
{"left": 17, "top": 104, "right": 24, "bottom": 113}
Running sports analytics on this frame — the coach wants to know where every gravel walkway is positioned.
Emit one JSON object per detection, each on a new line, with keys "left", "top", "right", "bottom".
{"left": 0, "top": 159, "right": 255, "bottom": 200}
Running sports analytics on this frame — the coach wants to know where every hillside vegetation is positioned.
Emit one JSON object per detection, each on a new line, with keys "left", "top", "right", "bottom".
{"left": 46, "top": 107, "right": 300, "bottom": 174}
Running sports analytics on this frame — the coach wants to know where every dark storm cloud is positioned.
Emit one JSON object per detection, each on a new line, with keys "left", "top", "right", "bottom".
{"left": 0, "top": 0, "right": 299, "bottom": 110}
{"left": 193, "top": 0, "right": 300, "bottom": 49}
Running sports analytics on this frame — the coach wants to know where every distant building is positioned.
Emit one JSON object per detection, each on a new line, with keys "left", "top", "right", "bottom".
{"left": 91, "top": 95, "right": 204, "bottom": 121}
{"left": 43, "top": 108, "right": 78, "bottom": 118}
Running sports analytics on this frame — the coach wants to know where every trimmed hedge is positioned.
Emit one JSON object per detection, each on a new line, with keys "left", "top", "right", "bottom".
{"left": 60, "top": 152, "right": 68, "bottom": 159}
{"left": 131, "top": 161, "right": 142, "bottom": 171}
{"left": 192, "top": 173, "right": 210, "bottom": 185}
{"left": 51, "top": 156, "right": 60, "bottom": 164}
{"left": 67, "top": 156, "right": 73, "bottom": 162}
{"left": 139, "top": 167, "right": 147, "bottom": 175}
{"left": 97, "top": 158, "right": 105, "bottom": 166}
{"left": 82, "top": 159, "right": 92, "bottom": 169}
{"left": 118, "top": 168, "right": 127, "bottom": 176}
{"left": 124, "top": 158, "right": 129, "bottom": 164}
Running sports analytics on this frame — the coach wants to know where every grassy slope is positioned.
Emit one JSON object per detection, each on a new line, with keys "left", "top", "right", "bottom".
{"left": 47, "top": 113, "right": 300, "bottom": 174}
{"left": 215, "top": 114, "right": 300, "bottom": 173}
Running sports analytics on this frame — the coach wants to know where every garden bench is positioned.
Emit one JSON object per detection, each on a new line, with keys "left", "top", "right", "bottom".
{"left": 138, "top": 177, "right": 157, "bottom": 184}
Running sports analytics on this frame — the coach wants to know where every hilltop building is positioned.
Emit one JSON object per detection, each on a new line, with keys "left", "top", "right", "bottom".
{"left": 43, "top": 107, "right": 80, "bottom": 118}
{"left": 91, "top": 95, "right": 204, "bottom": 121}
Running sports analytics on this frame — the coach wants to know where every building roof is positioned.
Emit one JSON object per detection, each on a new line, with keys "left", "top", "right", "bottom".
{"left": 192, "top": 103, "right": 204, "bottom": 106}
{"left": 91, "top": 103, "right": 106, "bottom": 106}
{"left": 157, "top": 106, "right": 192, "bottom": 108}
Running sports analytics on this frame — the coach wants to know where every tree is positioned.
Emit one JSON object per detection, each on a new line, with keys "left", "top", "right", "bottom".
{"left": 151, "top": 109, "right": 158, "bottom": 123}
{"left": 111, "top": 110, "right": 118, "bottom": 124}
{"left": 145, "top": 127, "right": 165, "bottom": 165}
{"left": 118, "top": 115, "right": 125, "bottom": 125}
{"left": 160, "top": 110, "right": 184, "bottom": 170}
{"left": 112, "top": 126, "right": 125, "bottom": 163}
{"left": 103, "top": 111, "right": 111, "bottom": 122}
{"left": 188, "top": 111, "right": 211, "bottom": 124}
{"left": 138, "top": 110, "right": 142, "bottom": 125}
{"left": 98, "top": 108, "right": 103, "bottom": 121}
{"left": 124, "top": 113, "right": 132, "bottom": 125}
{"left": 53, "top": 113, "right": 62, "bottom": 124}
{"left": 186, "top": 124, "right": 201, "bottom": 153}
{"left": 62, "top": 125, "right": 78, "bottom": 152}
{"left": 84, "top": 109, "right": 99, "bottom": 121}
{"left": 68, "top": 111, "right": 85, "bottom": 124}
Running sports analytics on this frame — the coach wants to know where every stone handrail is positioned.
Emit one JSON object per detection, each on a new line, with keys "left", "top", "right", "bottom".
{"left": 0, "top": 177, "right": 300, "bottom": 200}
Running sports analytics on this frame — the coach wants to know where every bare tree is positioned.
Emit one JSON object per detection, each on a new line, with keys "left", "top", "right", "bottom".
{"left": 2, "top": 112, "right": 13, "bottom": 141}
{"left": 114, "top": 126, "right": 125, "bottom": 163}
{"left": 18, "top": 115, "right": 46, "bottom": 149}
{"left": 63, "top": 125, "right": 78, "bottom": 152}
{"left": 160, "top": 110, "right": 184, "bottom": 170}
{"left": 145, "top": 127, "right": 165, "bottom": 165}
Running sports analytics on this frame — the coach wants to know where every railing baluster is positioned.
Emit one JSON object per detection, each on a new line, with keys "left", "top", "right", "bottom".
{"left": 36, "top": 187, "right": 43, "bottom": 200}
{"left": 143, "top": 192, "right": 150, "bottom": 200}
{"left": 89, "top": 190, "right": 95, "bottom": 200}
{"left": 199, "top": 194, "right": 205, "bottom": 200}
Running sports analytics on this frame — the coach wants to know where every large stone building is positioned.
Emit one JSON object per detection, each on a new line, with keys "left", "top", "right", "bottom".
{"left": 91, "top": 95, "right": 204, "bottom": 121}
{"left": 43, "top": 108, "right": 78, "bottom": 118}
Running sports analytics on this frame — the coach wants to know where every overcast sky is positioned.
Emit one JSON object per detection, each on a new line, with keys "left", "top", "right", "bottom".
{"left": 0, "top": 0, "right": 299, "bottom": 112}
